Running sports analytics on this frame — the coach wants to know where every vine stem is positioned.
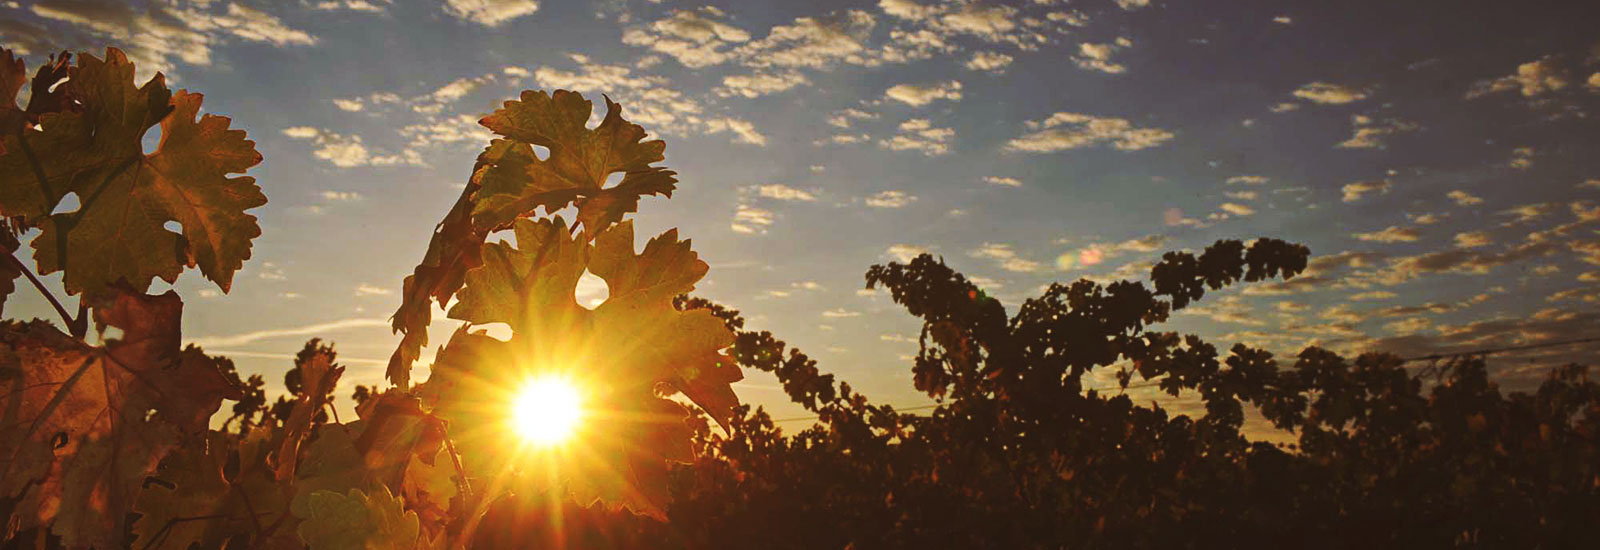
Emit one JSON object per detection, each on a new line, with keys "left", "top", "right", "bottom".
{"left": 3, "top": 251, "right": 83, "bottom": 337}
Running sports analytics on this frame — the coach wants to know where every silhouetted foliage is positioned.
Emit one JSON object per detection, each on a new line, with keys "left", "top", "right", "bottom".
{"left": 572, "top": 238, "right": 1598, "bottom": 549}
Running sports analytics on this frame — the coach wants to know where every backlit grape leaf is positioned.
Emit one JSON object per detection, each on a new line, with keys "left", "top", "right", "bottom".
{"left": 131, "top": 432, "right": 233, "bottom": 550}
{"left": 0, "top": 48, "right": 265, "bottom": 299}
{"left": 0, "top": 288, "right": 238, "bottom": 549}
{"left": 0, "top": 48, "right": 71, "bottom": 143}
{"left": 474, "top": 91, "right": 675, "bottom": 237}
{"left": 292, "top": 423, "right": 375, "bottom": 518}
{"left": 134, "top": 425, "right": 291, "bottom": 550}
{"left": 352, "top": 391, "right": 448, "bottom": 491}
{"left": 588, "top": 221, "right": 741, "bottom": 428}
{"left": 296, "top": 487, "right": 421, "bottom": 550}
{"left": 423, "top": 216, "right": 736, "bottom": 517}
{"left": 388, "top": 90, "right": 675, "bottom": 387}
{"left": 275, "top": 346, "right": 344, "bottom": 481}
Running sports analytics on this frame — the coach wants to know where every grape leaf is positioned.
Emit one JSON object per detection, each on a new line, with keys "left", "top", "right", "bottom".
{"left": 0, "top": 288, "right": 239, "bottom": 549}
{"left": 423, "top": 216, "right": 737, "bottom": 517}
{"left": 130, "top": 432, "right": 234, "bottom": 550}
{"left": 297, "top": 487, "right": 421, "bottom": 550}
{"left": 0, "top": 229, "right": 20, "bottom": 316}
{"left": 387, "top": 90, "right": 675, "bottom": 386}
{"left": 0, "top": 49, "right": 26, "bottom": 137}
{"left": 274, "top": 346, "right": 344, "bottom": 481}
{"left": 0, "top": 48, "right": 71, "bottom": 151}
{"left": 0, "top": 47, "right": 265, "bottom": 298}
{"left": 474, "top": 91, "right": 676, "bottom": 237}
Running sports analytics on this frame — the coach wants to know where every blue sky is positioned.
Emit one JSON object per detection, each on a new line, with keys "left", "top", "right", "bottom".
{"left": 4, "top": 0, "right": 1600, "bottom": 423}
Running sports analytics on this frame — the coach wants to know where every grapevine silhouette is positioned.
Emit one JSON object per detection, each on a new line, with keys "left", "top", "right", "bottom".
{"left": 1, "top": 47, "right": 1595, "bottom": 550}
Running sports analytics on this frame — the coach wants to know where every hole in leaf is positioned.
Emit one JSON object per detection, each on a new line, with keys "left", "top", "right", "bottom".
{"left": 546, "top": 204, "right": 579, "bottom": 227}
{"left": 603, "top": 172, "right": 624, "bottom": 189}
{"left": 142, "top": 123, "right": 162, "bottom": 155}
{"left": 531, "top": 145, "right": 550, "bottom": 161}
{"left": 575, "top": 270, "right": 609, "bottom": 310}
{"left": 51, "top": 192, "right": 80, "bottom": 215}
{"left": 163, "top": 221, "right": 182, "bottom": 233}
{"left": 474, "top": 322, "right": 513, "bottom": 342}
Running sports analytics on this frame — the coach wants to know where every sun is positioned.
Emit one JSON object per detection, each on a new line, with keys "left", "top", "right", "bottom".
{"left": 510, "top": 376, "right": 585, "bottom": 446}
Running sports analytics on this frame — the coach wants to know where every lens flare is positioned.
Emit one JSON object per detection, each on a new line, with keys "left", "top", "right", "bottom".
{"left": 511, "top": 376, "right": 584, "bottom": 446}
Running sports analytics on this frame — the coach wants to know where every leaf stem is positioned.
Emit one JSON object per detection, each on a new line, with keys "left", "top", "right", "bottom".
{"left": 3, "top": 251, "right": 79, "bottom": 335}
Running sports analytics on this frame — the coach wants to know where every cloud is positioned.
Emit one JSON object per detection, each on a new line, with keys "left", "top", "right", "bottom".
{"left": 885, "top": 80, "right": 963, "bottom": 106}
{"left": 753, "top": 184, "right": 817, "bottom": 202}
{"left": 705, "top": 117, "right": 768, "bottom": 146}
{"left": 828, "top": 108, "right": 878, "bottom": 128}
{"left": 1007, "top": 112, "right": 1175, "bottom": 152}
{"left": 187, "top": 318, "right": 388, "bottom": 348}
{"left": 1116, "top": 0, "right": 1151, "bottom": 10}
{"left": 1373, "top": 240, "right": 1560, "bottom": 285}
{"left": 718, "top": 72, "right": 809, "bottom": 98}
{"left": 879, "top": 118, "right": 954, "bottom": 156}
{"left": 1181, "top": 296, "right": 1266, "bottom": 326}
{"left": 1454, "top": 231, "right": 1492, "bottom": 248}
{"left": 1349, "top": 291, "right": 1396, "bottom": 301}
{"left": 24, "top": 0, "right": 319, "bottom": 77}
{"left": 320, "top": 191, "right": 362, "bottom": 202}
{"left": 1075, "top": 38, "right": 1132, "bottom": 74}
{"left": 313, "top": 1, "right": 390, "bottom": 12}
{"left": 430, "top": 75, "right": 490, "bottom": 102}
{"left": 1292, "top": 82, "right": 1370, "bottom": 104}
{"left": 399, "top": 114, "right": 494, "bottom": 149}
{"left": 1353, "top": 225, "right": 1421, "bottom": 243}
{"left": 984, "top": 176, "right": 1022, "bottom": 187}
{"left": 865, "top": 190, "right": 916, "bottom": 208}
{"left": 738, "top": 10, "right": 878, "bottom": 69}
{"left": 971, "top": 243, "right": 1043, "bottom": 273}
{"left": 880, "top": 0, "right": 937, "bottom": 20}
{"left": 281, "top": 127, "right": 422, "bottom": 168}
{"left": 886, "top": 244, "right": 929, "bottom": 262}
{"left": 1467, "top": 56, "right": 1571, "bottom": 98}
{"left": 188, "top": 4, "right": 317, "bottom": 46}
{"left": 966, "top": 51, "right": 1014, "bottom": 72}
{"left": 1447, "top": 190, "right": 1484, "bottom": 206}
{"left": 731, "top": 204, "right": 775, "bottom": 234}
{"left": 1341, "top": 180, "right": 1391, "bottom": 202}
{"left": 1509, "top": 146, "right": 1536, "bottom": 169}
{"left": 939, "top": 3, "right": 1021, "bottom": 41}
{"left": 1226, "top": 175, "right": 1270, "bottom": 185}
{"left": 1337, "top": 115, "right": 1417, "bottom": 148}
{"left": 622, "top": 6, "right": 750, "bottom": 68}
{"left": 822, "top": 308, "right": 861, "bottom": 318}
{"left": 817, "top": 133, "right": 870, "bottom": 145}
{"left": 526, "top": 55, "right": 734, "bottom": 139}
{"left": 1219, "top": 202, "right": 1255, "bottom": 216}
{"left": 443, "top": 0, "right": 540, "bottom": 26}
{"left": 1500, "top": 203, "right": 1555, "bottom": 224}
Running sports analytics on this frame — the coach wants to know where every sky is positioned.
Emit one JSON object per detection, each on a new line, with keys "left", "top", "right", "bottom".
{"left": 3, "top": 0, "right": 1600, "bottom": 426}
